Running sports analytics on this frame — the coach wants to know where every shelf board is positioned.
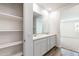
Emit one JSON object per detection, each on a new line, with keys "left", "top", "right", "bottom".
{"left": 0, "top": 12, "right": 22, "bottom": 20}
{"left": 0, "top": 41, "right": 23, "bottom": 49}
{"left": 12, "top": 52, "right": 23, "bottom": 56}
{"left": 0, "top": 30, "right": 23, "bottom": 31}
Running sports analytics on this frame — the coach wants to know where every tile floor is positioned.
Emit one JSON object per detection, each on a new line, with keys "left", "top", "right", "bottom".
{"left": 45, "top": 47, "right": 79, "bottom": 56}
{"left": 45, "top": 47, "right": 62, "bottom": 56}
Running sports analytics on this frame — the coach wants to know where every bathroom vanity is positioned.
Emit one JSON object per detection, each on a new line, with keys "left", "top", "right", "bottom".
{"left": 33, "top": 5, "right": 57, "bottom": 56}
{"left": 33, "top": 34, "right": 56, "bottom": 56}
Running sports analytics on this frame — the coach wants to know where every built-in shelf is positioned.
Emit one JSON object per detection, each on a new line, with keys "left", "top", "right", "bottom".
{"left": 0, "top": 12, "right": 22, "bottom": 20}
{"left": 0, "top": 41, "right": 23, "bottom": 49}
{"left": 0, "top": 30, "right": 23, "bottom": 32}
{"left": 12, "top": 52, "right": 23, "bottom": 56}
{"left": 0, "top": 4, "right": 23, "bottom": 56}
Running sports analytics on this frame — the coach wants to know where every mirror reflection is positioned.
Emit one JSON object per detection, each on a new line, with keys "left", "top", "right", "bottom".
{"left": 33, "top": 12, "right": 43, "bottom": 35}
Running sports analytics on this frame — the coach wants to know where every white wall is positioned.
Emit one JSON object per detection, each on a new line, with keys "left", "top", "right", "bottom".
{"left": 42, "top": 10, "right": 60, "bottom": 47}
{"left": 42, "top": 10, "right": 60, "bottom": 35}
{"left": 23, "top": 3, "right": 33, "bottom": 56}
{"left": 42, "top": 10, "right": 49, "bottom": 33}
{"left": 49, "top": 11, "right": 60, "bottom": 34}
{"left": 60, "top": 4, "right": 79, "bottom": 52}
{"left": 61, "top": 5, "right": 79, "bottom": 20}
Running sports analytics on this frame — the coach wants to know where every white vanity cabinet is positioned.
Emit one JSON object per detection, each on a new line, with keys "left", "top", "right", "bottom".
{"left": 50, "top": 36, "right": 56, "bottom": 48}
{"left": 40, "top": 38, "right": 48, "bottom": 55}
{"left": 33, "top": 35, "right": 56, "bottom": 56}
{"left": 33, "top": 38, "right": 48, "bottom": 56}
{"left": 33, "top": 39, "right": 41, "bottom": 56}
{"left": 48, "top": 36, "right": 56, "bottom": 50}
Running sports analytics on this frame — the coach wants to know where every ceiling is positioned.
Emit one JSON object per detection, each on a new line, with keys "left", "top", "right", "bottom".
{"left": 37, "top": 3, "right": 79, "bottom": 11}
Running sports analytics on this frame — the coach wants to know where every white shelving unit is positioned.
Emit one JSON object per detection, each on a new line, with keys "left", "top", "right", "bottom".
{"left": 0, "top": 13, "right": 23, "bottom": 31}
{"left": 0, "top": 30, "right": 23, "bottom": 32}
{"left": 0, "top": 41, "right": 22, "bottom": 49}
{"left": 0, "top": 12, "right": 22, "bottom": 20}
{"left": 0, "top": 4, "right": 23, "bottom": 56}
{"left": 12, "top": 52, "right": 23, "bottom": 56}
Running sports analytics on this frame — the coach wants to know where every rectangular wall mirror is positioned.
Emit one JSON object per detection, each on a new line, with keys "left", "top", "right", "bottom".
{"left": 33, "top": 12, "right": 43, "bottom": 35}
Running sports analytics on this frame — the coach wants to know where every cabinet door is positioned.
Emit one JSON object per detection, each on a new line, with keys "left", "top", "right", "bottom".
{"left": 48, "top": 37, "right": 51, "bottom": 51}
{"left": 40, "top": 38, "right": 48, "bottom": 55}
{"left": 50, "top": 36, "right": 56, "bottom": 49}
{"left": 48, "top": 36, "right": 56, "bottom": 50}
{"left": 33, "top": 40, "right": 41, "bottom": 56}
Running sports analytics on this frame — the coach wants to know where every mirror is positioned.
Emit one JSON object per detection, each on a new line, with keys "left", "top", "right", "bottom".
{"left": 33, "top": 12, "right": 43, "bottom": 35}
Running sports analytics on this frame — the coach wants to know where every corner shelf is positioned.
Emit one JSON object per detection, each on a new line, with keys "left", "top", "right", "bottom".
{"left": 0, "top": 12, "right": 22, "bottom": 20}
{"left": 0, "top": 41, "right": 23, "bottom": 49}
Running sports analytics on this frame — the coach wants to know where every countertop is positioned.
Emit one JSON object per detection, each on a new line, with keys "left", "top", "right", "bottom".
{"left": 33, "top": 34, "right": 56, "bottom": 41}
